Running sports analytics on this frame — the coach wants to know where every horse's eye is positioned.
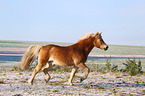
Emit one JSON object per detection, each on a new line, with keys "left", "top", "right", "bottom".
{"left": 100, "top": 39, "right": 103, "bottom": 44}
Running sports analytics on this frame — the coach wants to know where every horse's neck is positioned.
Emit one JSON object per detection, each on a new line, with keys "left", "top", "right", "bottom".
{"left": 77, "top": 38, "right": 94, "bottom": 56}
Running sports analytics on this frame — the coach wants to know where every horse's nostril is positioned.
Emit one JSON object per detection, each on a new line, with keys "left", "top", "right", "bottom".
{"left": 106, "top": 45, "right": 108, "bottom": 50}
{"left": 104, "top": 45, "right": 109, "bottom": 51}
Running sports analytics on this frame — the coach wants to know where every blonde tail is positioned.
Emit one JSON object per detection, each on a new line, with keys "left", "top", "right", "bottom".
{"left": 21, "top": 45, "right": 43, "bottom": 70}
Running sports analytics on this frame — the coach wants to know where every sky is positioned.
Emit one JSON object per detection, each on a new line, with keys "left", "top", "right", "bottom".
{"left": 0, "top": 0, "right": 145, "bottom": 46}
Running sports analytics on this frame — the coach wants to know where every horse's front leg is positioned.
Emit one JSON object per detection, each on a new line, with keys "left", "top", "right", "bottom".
{"left": 68, "top": 66, "right": 79, "bottom": 86}
{"left": 77, "top": 63, "right": 90, "bottom": 82}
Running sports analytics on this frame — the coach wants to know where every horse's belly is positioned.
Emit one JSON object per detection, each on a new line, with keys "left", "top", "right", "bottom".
{"left": 49, "top": 57, "right": 74, "bottom": 66}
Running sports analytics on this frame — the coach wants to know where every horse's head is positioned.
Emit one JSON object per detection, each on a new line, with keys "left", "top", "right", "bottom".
{"left": 93, "top": 32, "right": 109, "bottom": 51}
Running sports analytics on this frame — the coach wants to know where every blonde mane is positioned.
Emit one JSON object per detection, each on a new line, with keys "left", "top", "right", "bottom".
{"left": 78, "top": 33, "right": 96, "bottom": 42}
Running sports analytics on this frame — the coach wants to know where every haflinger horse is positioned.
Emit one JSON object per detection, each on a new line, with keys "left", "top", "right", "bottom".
{"left": 21, "top": 32, "right": 108, "bottom": 85}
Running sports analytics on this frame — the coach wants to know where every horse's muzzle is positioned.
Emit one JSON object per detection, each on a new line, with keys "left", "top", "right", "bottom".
{"left": 104, "top": 45, "right": 109, "bottom": 51}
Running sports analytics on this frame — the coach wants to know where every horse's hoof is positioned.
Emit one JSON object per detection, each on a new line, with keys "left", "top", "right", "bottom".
{"left": 45, "top": 77, "right": 50, "bottom": 83}
{"left": 80, "top": 77, "right": 84, "bottom": 83}
{"left": 68, "top": 82, "right": 73, "bottom": 86}
{"left": 45, "top": 79, "right": 49, "bottom": 83}
{"left": 28, "top": 79, "right": 33, "bottom": 85}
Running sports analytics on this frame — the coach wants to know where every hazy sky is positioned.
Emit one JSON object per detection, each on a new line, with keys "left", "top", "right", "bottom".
{"left": 0, "top": 0, "right": 145, "bottom": 46}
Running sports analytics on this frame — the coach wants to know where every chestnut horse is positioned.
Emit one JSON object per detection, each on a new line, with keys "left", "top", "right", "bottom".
{"left": 21, "top": 32, "right": 108, "bottom": 85}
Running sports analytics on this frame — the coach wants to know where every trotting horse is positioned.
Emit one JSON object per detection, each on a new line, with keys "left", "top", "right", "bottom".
{"left": 21, "top": 32, "right": 108, "bottom": 85}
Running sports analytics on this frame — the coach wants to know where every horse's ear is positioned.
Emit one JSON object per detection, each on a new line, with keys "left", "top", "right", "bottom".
{"left": 96, "top": 32, "right": 99, "bottom": 35}
{"left": 100, "top": 32, "right": 102, "bottom": 35}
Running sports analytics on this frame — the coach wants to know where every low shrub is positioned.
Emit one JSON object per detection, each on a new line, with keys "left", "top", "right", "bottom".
{"left": 121, "top": 58, "right": 143, "bottom": 76}
{"left": 101, "top": 57, "right": 119, "bottom": 73}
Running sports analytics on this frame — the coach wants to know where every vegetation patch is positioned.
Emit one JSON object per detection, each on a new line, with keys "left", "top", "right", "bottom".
{"left": 121, "top": 58, "right": 143, "bottom": 76}
{"left": 94, "top": 57, "right": 144, "bottom": 76}
{"left": 52, "top": 89, "right": 59, "bottom": 93}
{"left": 11, "top": 66, "right": 22, "bottom": 72}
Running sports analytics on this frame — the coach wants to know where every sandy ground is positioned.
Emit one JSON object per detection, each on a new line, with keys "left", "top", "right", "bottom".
{"left": 0, "top": 68, "right": 145, "bottom": 96}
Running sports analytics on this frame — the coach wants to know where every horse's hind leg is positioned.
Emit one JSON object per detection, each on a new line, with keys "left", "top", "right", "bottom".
{"left": 43, "top": 68, "right": 50, "bottom": 83}
{"left": 28, "top": 62, "right": 43, "bottom": 85}
{"left": 28, "top": 56, "right": 48, "bottom": 85}
{"left": 42, "top": 61, "right": 53, "bottom": 83}
{"left": 77, "top": 63, "right": 90, "bottom": 83}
